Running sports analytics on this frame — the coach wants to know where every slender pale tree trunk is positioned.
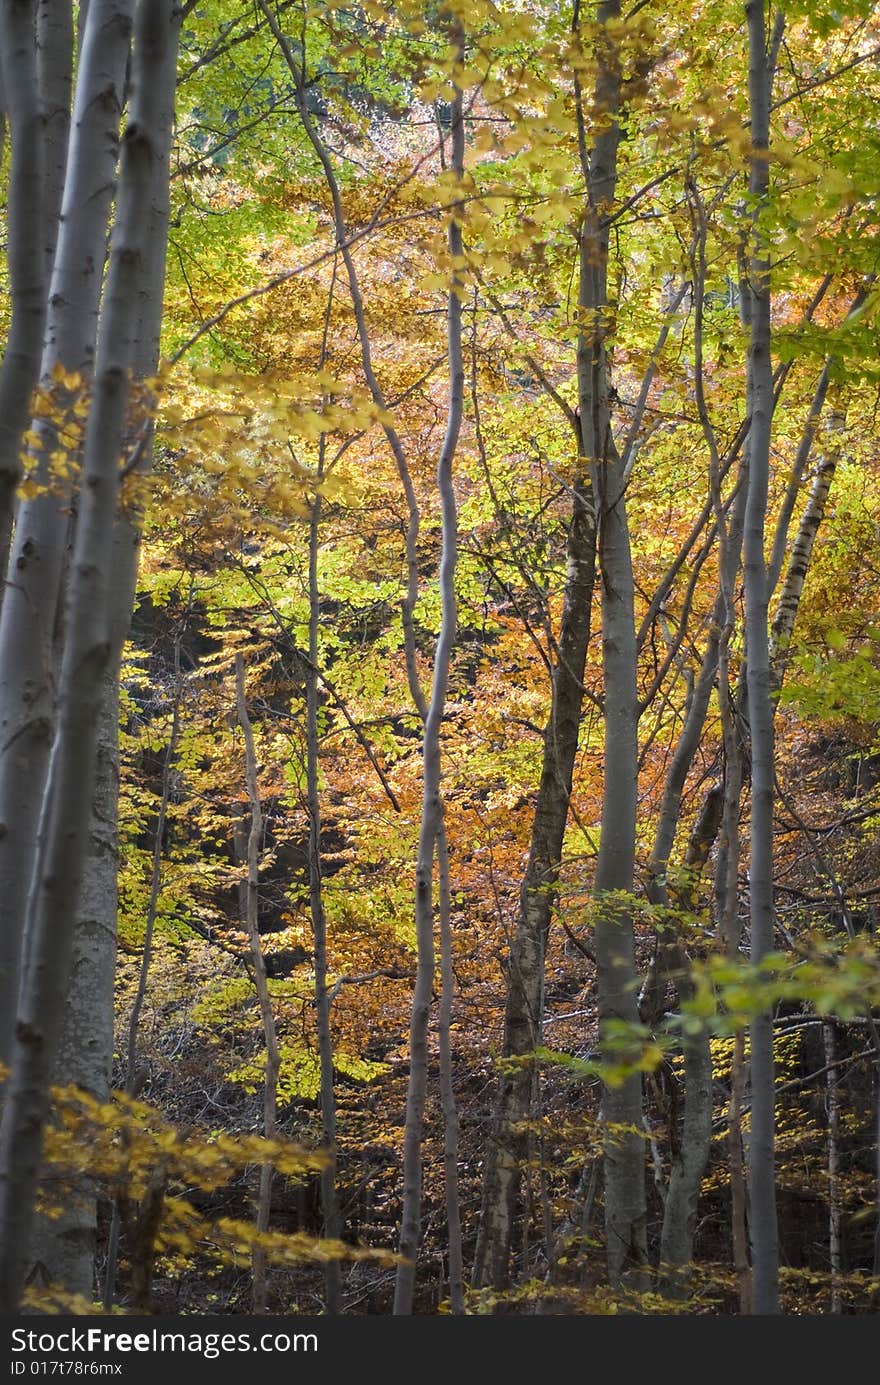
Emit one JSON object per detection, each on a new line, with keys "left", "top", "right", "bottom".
{"left": 0, "top": 0, "right": 175, "bottom": 1310}
{"left": 576, "top": 0, "right": 647, "bottom": 1290}
{"left": 393, "top": 51, "right": 464, "bottom": 1317}
{"left": 35, "top": 0, "right": 73, "bottom": 278}
{"left": 437, "top": 828, "right": 464, "bottom": 1313}
{"left": 649, "top": 433, "right": 748, "bottom": 1292}
{"left": 235, "top": 655, "right": 280, "bottom": 1315}
{"left": 769, "top": 411, "right": 844, "bottom": 682}
{"left": 306, "top": 475, "right": 342, "bottom": 1315}
{"left": 766, "top": 280, "right": 869, "bottom": 596}
{"left": 0, "top": 0, "right": 49, "bottom": 580}
{"left": 0, "top": 0, "right": 72, "bottom": 578}
{"left": 823, "top": 1021, "right": 843, "bottom": 1313}
{"left": 257, "top": 0, "right": 465, "bottom": 1311}
{"left": 715, "top": 424, "right": 750, "bottom": 1320}
{"left": 743, "top": 0, "right": 782, "bottom": 1316}
{"left": 715, "top": 301, "right": 839, "bottom": 1328}
{"left": 254, "top": 0, "right": 427, "bottom": 715}
{"left": 728, "top": 1029, "right": 752, "bottom": 1313}
{"left": 30, "top": 1, "right": 181, "bottom": 1300}
{"left": 0, "top": 0, "right": 133, "bottom": 1067}
{"left": 0, "top": 0, "right": 73, "bottom": 1014}
{"left": 27, "top": 682, "right": 123, "bottom": 1298}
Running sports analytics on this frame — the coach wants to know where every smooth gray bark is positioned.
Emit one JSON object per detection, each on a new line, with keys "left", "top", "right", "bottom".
{"left": 743, "top": 0, "right": 781, "bottom": 1316}
{"left": 767, "top": 281, "right": 870, "bottom": 596}
{"left": 393, "top": 59, "right": 464, "bottom": 1317}
{"left": 824, "top": 1021, "right": 843, "bottom": 1313}
{"left": 0, "top": 0, "right": 174, "bottom": 1309}
{"left": 28, "top": 676, "right": 120, "bottom": 1298}
{"left": 437, "top": 827, "right": 464, "bottom": 1313}
{"left": 306, "top": 482, "right": 342, "bottom": 1315}
{"left": 35, "top": 0, "right": 73, "bottom": 283}
{"left": 769, "top": 412, "right": 843, "bottom": 683}
{"left": 235, "top": 654, "right": 280, "bottom": 1315}
{"left": 0, "top": 1, "right": 49, "bottom": 1023}
{"left": 728, "top": 1029, "right": 752, "bottom": 1313}
{"left": 0, "top": 0, "right": 133, "bottom": 1067}
{"left": 0, "top": 0, "right": 49, "bottom": 582}
{"left": 0, "top": 0, "right": 72, "bottom": 583}
{"left": 648, "top": 470, "right": 748, "bottom": 1293}
{"left": 580, "top": 0, "right": 647, "bottom": 1290}
{"left": 766, "top": 364, "right": 831, "bottom": 595}
{"left": 31, "top": 0, "right": 181, "bottom": 1300}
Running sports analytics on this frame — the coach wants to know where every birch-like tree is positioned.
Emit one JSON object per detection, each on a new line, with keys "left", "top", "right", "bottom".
{"left": 0, "top": 0, "right": 133, "bottom": 1067}
{"left": 0, "top": 0, "right": 182, "bottom": 1312}
{"left": 743, "top": 0, "right": 783, "bottom": 1316}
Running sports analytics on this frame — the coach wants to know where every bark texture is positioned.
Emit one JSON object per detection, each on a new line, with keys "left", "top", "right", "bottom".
{"left": 29, "top": 0, "right": 181, "bottom": 1299}
{"left": 235, "top": 654, "right": 280, "bottom": 1315}
{"left": 393, "top": 53, "right": 464, "bottom": 1316}
{"left": 307, "top": 487, "right": 342, "bottom": 1315}
{"left": 581, "top": 0, "right": 648, "bottom": 1290}
{"left": 743, "top": 0, "right": 781, "bottom": 1316}
{"left": 0, "top": 0, "right": 133, "bottom": 1066}
{"left": 0, "top": 0, "right": 177, "bottom": 1310}
{"left": 0, "top": 0, "right": 73, "bottom": 1041}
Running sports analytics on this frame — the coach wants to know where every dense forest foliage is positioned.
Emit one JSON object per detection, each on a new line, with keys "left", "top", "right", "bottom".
{"left": 1, "top": 0, "right": 879, "bottom": 1317}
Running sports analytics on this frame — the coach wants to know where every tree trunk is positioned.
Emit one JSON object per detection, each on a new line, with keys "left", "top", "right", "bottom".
{"left": 393, "top": 51, "right": 464, "bottom": 1316}
{"left": 0, "top": 0, "right": 72, "bottom": 579}
{"left": 0, "top": 0, "right": 73, "bottom": 1034}
{"left": 769, "top": 412, "right": 844, "bottom": 683}
{"left": 437, "top": 825, "right": 464, "bottom": 1313}
{"left": 35, "top": 0, "right": 73, "bottom": 278}
{"left": 729, "top": 1029, "right": 752, "bottom": 1314}
{"left": 0, "top": 0, "right": 133, "bottom": 1068}
{"left": 648, "top": 462, "right": 748, "bottom": 1291}
{"left": 0, "top": 0, "right": 51, "bottom": 580}
{"left": 235, "top": 654, "right": 280, "bottom": 1316}
{"left": 28, "top": 674, "right": 121, "bottom": 1299}
{"left": 0, "top": 52, "right": 6, "bottom": 165}
{"left": 0, "top": 0, "right": 176, "bottom": 1310}
{"left": 823, "top": 1020, "right": 843, "bottom": 1313}
{"left": 30, "top": 0, "right": 181, "bottom": 1301}
{"left": 743, "top": 0, "right": 782, "bottom": 1316}
{"left": 306, "top": 481, "right": 342, "bottom": 1315}
{"left": 578, "top": 0, "right": 648, "bottom": 1291}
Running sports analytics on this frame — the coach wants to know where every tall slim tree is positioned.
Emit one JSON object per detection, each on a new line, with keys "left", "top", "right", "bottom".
{"left": 0, "top": 0, "right": 133, "bottom": 1067}
{"left": 28, "top": 0, "right": 182, "bottom": 1299}
{"left": 306, "top": 441, "right": 343, "bottom": 1316}
{"left": 0, "top": 0, "right": 72, "bottom": 1025}
{"left": 580, "top": 0, "right": 648, "bottom": 1288}
{"left": 393, "top": 27, "right": 465, "bottom": 1315}
{"left": 0, "top": 0, "right": 182, "bottom": 1312}
{"left": 743, "top": 0, "right": 783, "bottom": 1316}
